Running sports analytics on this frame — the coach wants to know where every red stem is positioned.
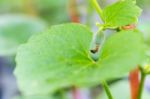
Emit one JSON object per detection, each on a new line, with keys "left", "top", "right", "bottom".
{"left": 129, "top": 68, "right": 139, "bottom": 99}
{"left": 68, "top": 0, "right": 80, "bottom": 23}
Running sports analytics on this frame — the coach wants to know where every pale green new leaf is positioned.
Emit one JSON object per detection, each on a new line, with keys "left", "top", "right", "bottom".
{"left": 15, "top": 23, "right": 144, "bottom": 95}
{"left": 103, "top": 0, "right": 142, "bottom": 28}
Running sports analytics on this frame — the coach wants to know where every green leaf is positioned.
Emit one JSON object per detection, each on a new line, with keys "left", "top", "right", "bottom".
{"left": 0, "top": 15, "right": 47, "bottom": 56}
{"left": 103, "top": 0, "right": 142, "bottom": 28}
{"left": 15, "top": 23, "right": 144, "bottom": 95}
{"left": 15, "top": 23, "right": 93, "bottom": 95}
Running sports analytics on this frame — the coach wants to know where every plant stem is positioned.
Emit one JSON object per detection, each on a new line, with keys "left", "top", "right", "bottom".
{"left": 68, "top": 0, "right": 80, "bottom": 22}
{"left": 92, "top": 0, "right": 104, "bottom": 22}
{"left": 102, "top": 81, "right": 113, "bottom": 99}
{"left": 138, "top": 68, "right": 146, "bottom": 99}
{"left": 129, "top": 68, "right": 140, "bottom": 99}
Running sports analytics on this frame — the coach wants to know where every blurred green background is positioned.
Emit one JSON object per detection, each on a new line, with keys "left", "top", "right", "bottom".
{"left": 0, "top": 0, "right": 150, "bottom": 99}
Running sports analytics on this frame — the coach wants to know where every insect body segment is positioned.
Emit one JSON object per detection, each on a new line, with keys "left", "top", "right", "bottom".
{"left": 90, "top": 30, "right": 105, "bottom": 61}
{"left": 90, "top": 31, "right": 105, "bottom": 54}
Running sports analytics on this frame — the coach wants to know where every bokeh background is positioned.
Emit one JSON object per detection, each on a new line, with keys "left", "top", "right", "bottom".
{"left": 0, "top": 0, "right": 150, "bottom": 99}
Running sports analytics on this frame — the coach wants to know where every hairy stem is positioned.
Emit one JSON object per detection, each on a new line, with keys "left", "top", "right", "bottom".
{"left": 102, "top": 81, "right": 113, "bottom": 99}
{"left": 138, "top": 68, "right": 146, "bottom": 99}
{"left": 92, "top": 0, "right": 104, "bottom": 22}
